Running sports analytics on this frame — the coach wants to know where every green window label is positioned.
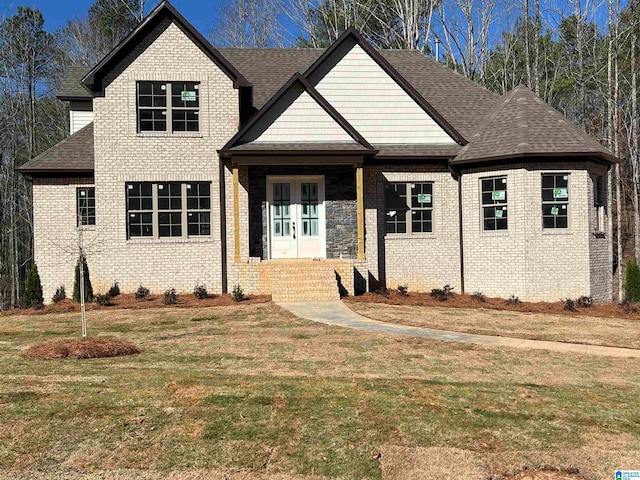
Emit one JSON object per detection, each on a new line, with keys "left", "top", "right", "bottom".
{"left": 181, "top": 91, "right": 197, "bottom": 102}
{"left": 551, "top": 207, "right": 559, "bottom": 215}
{"left": 492, "top": 191, "right": 506, "bottom": 201}
{"left": 553, "top": 188, "right": 568, "bottom": 199}
{"left": 417, "top": 193, "right": 431, "bottom": 204}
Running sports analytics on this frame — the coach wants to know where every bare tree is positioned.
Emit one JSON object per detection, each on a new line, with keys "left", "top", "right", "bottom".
{"left": 210, "top": 0, "right": 286, "bottom": 47}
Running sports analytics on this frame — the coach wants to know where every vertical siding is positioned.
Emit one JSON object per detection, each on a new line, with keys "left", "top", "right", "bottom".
{"left": 315, "top": 44, "right": 456, "bottom": 145}
{"left": 255, "top": 91, "right": 355, "bottom": 143}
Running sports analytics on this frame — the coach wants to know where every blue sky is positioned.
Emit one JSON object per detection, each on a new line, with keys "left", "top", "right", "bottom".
{"left": 1, "top": 0, "right": 221, "bottom": 35}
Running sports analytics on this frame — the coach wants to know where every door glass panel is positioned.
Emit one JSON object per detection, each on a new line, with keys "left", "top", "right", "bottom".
{"left": 300, "top": 182, "right": 319, "bottom": 237}
{"left": 272, "top": 183, "right": 291, "bottom": 237}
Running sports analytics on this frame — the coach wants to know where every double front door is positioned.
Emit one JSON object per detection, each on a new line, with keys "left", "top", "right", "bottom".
{"left": 267, "top": 176, "right": 326, "bottom": 259}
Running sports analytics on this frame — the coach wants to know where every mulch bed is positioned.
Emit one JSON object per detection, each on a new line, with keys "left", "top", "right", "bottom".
{"left": 22, "top": 337, "right": 140, "bottom": 360}
{"left": 2, "top": 293, "right": 271, "bottom": 317}
{"left": 345, "top": 290, "right": 640, "bottom": 320}
{"left": 506, "top": 470, "right": 584, "bottom": 479}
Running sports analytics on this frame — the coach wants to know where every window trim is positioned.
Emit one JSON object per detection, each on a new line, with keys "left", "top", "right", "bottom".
{"left": 136, "top": 81, "right": 200, "bottom": 134}
{"left": 385, "top": 181, "right": 434, "bottom": 235}
{"left": 481, "top": 175, "right": 508, "bottom": 232}
{"left": 126, "top": 181, "right": 211, "bottom": 240}
{"left": 541, "top": 173, "right": 570, "bottom": 230}
{"left": 76, "top": 187, "right": 96, "bottom": 227}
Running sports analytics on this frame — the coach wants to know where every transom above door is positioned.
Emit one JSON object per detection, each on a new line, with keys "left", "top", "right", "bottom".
{"left": 266, "top": 176, "right": 326, "bottom": 259}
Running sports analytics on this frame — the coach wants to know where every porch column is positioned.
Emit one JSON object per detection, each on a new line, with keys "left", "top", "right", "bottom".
{"left": 356, "top": 163, "right": 365, "bottom": 260}
{"left": 233, "top": 165, "right": 240, "bottom": 263}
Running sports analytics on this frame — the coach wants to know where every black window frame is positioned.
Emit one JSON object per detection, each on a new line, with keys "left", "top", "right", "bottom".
{"left": 481, "top": 176, "right": 508, "bottom": 231}
{"left": 76, "top": 187, "right": 96, "bottom": 227}
{"left": 137, "top": 81, "right": 200, "bottom": 133}
{"left": 385, "top": 181, "right": 434, "bottom": 235}
{"left": 541, "top": 173, "right": 569, "bottom": 230}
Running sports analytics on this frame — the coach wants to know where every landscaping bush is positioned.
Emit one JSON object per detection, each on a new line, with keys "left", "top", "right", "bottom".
{"left": 430, "top": 284, "right": 453, "bottom": 302}
{"left": 72, "top": 255, "right": 93, "bottom": 303}
{"left": 23, "top": 264, "right": 44, "bottom": 309}
{"left": 620, "top": 299, "right": 638, "bottom": 315}
{"left": 576, "top": 296, "right": 593, "bottom": 308}
{"left": 232, "top": 284, "right": 245, "bottom": 302}
{"left": 194, "top": 284, "right": 208, "bottom": 299}
{"left": 135, "top": 285, "right": 150, "bottom": 299}
{"left": 624, "top": 257, "right": 640, "bottom": 302}
{"left": 397, "top": 285, "right": 409, "bottom": 296}
{"left": 471, "top": 291, "right": 486, "bottom": 302}
{"left": 95, "top": 293, "right": 112, "bottom": 306}
{"left": 562, "top": 298, "right": 577, "bottom": 312}
{"left": 373, "top": 287, "right": 390, "bottom": 298}
{"left": 108, "top": 281, "right": 120, "bottom": 297}
{"left": 52, "top": 285, "right": 66, "bottom": 303}
{"left": 504, "top": 294, "right": 521, "bottom": 305}
{"left": 163, "top": 288, "right": 178, "bottom": 305}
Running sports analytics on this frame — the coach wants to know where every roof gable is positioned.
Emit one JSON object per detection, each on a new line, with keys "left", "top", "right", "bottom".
{"left": 221, "top": 73, "right": 374, "bottom": 152}
{"left": 452, "top": 85, "right": 618, "bottom": 165}
{"left": 302, "top": 28, "right": 465, "bottom": 145}
{"left": 82, "top": 1, "right": 249, "bottom": 95}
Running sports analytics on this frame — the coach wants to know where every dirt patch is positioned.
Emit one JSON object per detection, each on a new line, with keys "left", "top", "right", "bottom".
{"left": 2, "top": 294, "right": 271, "bottom": 317}
{"left": 346, "top": 291, "right": 640, "bottom": 320}
{"left": 21, "top": 337, "right": 140, "bottom": 360}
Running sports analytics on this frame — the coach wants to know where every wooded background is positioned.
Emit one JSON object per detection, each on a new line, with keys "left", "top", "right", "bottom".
{"left": 0, "top": 0, "right": 637, "bottom": 309}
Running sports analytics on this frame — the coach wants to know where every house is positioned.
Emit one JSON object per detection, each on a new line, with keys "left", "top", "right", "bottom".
{"left": 18, "top": 1, "right": 617, "bottom": 304}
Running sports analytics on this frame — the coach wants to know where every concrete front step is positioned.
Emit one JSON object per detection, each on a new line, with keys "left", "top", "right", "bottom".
{"left": 271, "top": 262, "right": 340, "bottom": 302}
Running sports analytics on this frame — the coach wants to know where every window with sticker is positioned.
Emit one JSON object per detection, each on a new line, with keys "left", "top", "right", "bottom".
{"left": 542, "top": 174, "right": 569, "bottom": 229}
{"left": 385, "top": 182, "right": 433, "bottom": 234}
{"left": 481, "top": 176, "right": 508, "bottom": 231}
{"left": 137, "top": 81, "right": 199, "bottom": 133}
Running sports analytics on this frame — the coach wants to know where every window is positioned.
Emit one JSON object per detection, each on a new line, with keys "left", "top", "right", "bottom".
{"left": 481, "top": 176, "right": 508, "bottom": 231}
{"left": 77, "top": 188, "right": 95, "bottom": 226}
{"left": 542, "top": 174, "right": 569, "bottom": 229}
{"left": 137, "top": 81, "right": 199, "bottom": 133}
{"left": 126, "top": 182, "right": 211, "bottom": 239}
{"left": 385, "top": 182, "right": 433, "bottom": 234}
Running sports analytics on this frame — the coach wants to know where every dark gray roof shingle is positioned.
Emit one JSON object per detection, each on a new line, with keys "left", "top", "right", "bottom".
{"left": 452, "top": 85, "right": 617, "bottom": 165}
{"left": 17, "top": 123, "right": 94, "bottom": 174}
{"left": 58, "top": 66, "right": 93, "bottom": 100}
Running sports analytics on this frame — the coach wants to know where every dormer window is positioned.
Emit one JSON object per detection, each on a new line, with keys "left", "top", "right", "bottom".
{"left": 137, "top": 81, "right": 199, "bottom": 133}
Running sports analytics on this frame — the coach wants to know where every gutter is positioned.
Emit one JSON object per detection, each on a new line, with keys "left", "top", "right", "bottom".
{"left": 448, "top": 163, "right": 464, "bottom": 294}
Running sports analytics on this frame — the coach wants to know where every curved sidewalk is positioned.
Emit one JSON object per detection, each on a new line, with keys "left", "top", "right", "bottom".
{"left": 278, "top": 300, "right": 640, "bottom": 358}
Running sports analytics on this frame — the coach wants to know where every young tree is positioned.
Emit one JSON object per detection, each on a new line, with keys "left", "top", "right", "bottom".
{"left": 73, "top": 255, "right": 94, "bottom": 303}
{"left": 23, "top": 264, "right": 44, "bottom": 308}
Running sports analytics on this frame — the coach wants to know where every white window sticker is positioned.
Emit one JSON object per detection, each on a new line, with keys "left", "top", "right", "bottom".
{"left": 492, "top": 191, "right": 506, "bottom": 201}
{"left": 80, "top": 191, "right": 86, "bottom": 196}
{"left": 387, "top": 211, "right": 396, "bottom": 217}
{"left": 158, "top": 185, "right": 164, "bottom": 190}
{"left": 502, "top": 178, "right": 506, "bottom": 183}
{"left": 553, "top": 188, "right": 568, "bottom": 199}
{"left": 128, "top": 185, "right": 133, "bottom": 190}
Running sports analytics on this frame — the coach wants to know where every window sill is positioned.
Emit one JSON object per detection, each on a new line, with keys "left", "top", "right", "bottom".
{"left": 384, "top": 233, "right": 436, "bottom": 240}
{"left": 126, "top": 236, "right": 213, "bottom": 245}
{"left": 78, "top": 225, "right": 96, "bottom": 231}
{"left": 481, "top": 231, "right": 509, "bottom": 237}
{"left": 136, "top": 132, "right": 203, "bottom": 139}
{"left": 541, "top": 229, "right": 572, "bottom": 235}
{"left": 592, "top": 231, "right": 606, "bottom": 238}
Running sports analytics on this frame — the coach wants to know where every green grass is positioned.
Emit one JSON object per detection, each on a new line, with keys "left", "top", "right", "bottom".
{"left": 0, "top": 303, "right": 639, "bottom": 478}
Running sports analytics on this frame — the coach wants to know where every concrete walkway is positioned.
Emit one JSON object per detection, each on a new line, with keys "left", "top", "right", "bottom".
{"left": 278, "top": 300, "right": 640, "bottom": 358}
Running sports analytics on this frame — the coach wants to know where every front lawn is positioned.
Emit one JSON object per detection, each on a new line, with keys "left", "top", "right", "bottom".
{"left": 0, "top": 304, "right": 638, "bottom": 479}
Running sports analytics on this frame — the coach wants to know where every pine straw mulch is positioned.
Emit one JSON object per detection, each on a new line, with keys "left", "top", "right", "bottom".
{"left": 2, "top": 293, "right": 271, "bottom": 317}
{"left": 507, "top": 471, "right": 584, "bottom": 480}
{"left": 345, "top": 290, "right": 640, "bottom": 320}
{"left": 21, "top": 337, "right": 141, "bottom": 360}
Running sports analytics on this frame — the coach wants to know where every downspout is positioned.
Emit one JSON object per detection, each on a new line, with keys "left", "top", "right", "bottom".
{"left": 219, "top": 158, "right": 228, "bottom": 293}
{"left": 449, "top": 164, "right": 465, "bottom": 294}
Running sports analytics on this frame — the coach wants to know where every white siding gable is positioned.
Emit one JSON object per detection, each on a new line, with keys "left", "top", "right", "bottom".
{"left": 315, "top": 44, "right": 456, "bottom": 145}
{"left": 255, "top": 91, "right": 356, "bottom": 143}
{"left": 69, "top": 101, "right": 94, "bottom": 135}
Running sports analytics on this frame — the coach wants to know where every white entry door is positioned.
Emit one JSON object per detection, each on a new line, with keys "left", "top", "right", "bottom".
{"left": 267, "top": 176, "right": 326, "bottom": 259}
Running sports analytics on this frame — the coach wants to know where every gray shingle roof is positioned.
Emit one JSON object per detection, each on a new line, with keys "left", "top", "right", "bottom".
{"left": 17, "top": 123, "right": 94, "bottom": 174}
{"left": 452, "top": 85, "right": 617, "bottom": 165}
{"left": 58, "top": 66, "right": 92, "bottom": 100}
{"left": 218, "top": 47, "right": 499, "bottom": 141}
{"left": 228, "top": 142, "right": 373, "bottom": 153}
{"left": 375, "top": 144, "right": 462, "bottom": 158}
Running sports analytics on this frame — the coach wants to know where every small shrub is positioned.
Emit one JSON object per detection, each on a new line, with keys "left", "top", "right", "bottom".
{"left": 397, "top": 285, "right": 409, "bottom": 296}
{"left": 625, "top": 257, "right": 640, "bottom": 302}
{"left": 576, "top": 296, "right": 593, "bottom": 308}
{"left": 135, "top": 285, "right": 150, "bottom": 299}
{"left": 430, "top": 284, "right": 453, "bottom": 302}
{"left": 95, "top": 293, "right": 112, "bottom": 306}
{"left": 620, "top": 300, "right": 638, "bottom": 315}
{"left": 52, "top": 285, "right": 66, "bottom": 303}
{"left": 373, "top": 287, "right": 390, "bottom": 298}
{"left": 24, "top": 264, "right": 44, "bottom": 309}
{"left": 504, "top": 294, "right": 521, "bottom": 306}
{"left": 562, "top": 298, "right": 577, "bottom": 312}
{"left": 72, "top": 255, "right": 93, "bottom": 303}
{"left": 194, "top": 284, "right": 208, "bottom": 299}
{"left": 163, "top": 288, "right": 177, "bottom": 305}
{"left": 232, "top": 284, "right": 245, "bottom": 302}
{"left": 108, "top": 281, "right": 120, "bottom": 297}
{"left": 471, "top": 291, "right": 486, "bottom": 302}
